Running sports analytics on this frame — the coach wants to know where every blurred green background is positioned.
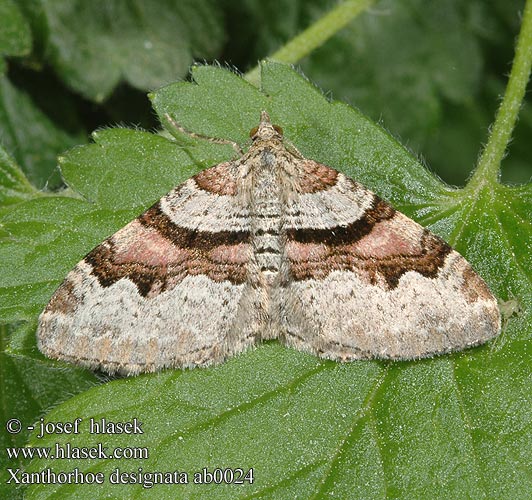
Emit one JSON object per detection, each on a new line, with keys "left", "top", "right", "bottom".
{"left": 1, "top": 0, "right": 531, "bottom": 192}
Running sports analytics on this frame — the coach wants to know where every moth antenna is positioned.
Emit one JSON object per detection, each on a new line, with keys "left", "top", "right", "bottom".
{"left": 164, "top": 113, "right": 244, "bottom": 155}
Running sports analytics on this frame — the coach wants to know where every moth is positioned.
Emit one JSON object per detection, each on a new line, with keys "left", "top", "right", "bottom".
{"left": 37, "top": 112, "right": 501, "bottom": 375}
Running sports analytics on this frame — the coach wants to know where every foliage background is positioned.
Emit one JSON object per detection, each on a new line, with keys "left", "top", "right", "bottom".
{"left": 0, "top": 0, "right": 530, "bottom": 499}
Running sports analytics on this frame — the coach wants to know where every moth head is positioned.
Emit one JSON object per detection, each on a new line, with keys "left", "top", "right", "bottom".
{"left": 250, "top": 111, "right": 283, "bottom": 142}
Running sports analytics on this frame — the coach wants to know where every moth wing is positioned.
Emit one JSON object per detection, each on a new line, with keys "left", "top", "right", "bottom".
{"left": 277, "top": 161, "right": 501, "bottom": 360}
{"left": 37, "top": 162, "right": 261, "bottom": 374}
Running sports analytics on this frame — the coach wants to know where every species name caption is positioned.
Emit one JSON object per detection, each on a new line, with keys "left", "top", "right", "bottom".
{"left": 4, "top": 418, "right": 254, "bottom": 488}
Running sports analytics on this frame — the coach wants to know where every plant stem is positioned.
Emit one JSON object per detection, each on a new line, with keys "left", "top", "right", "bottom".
{"left": 245, "top": 0, "right": 375, "bottom": 86}
{"left": 468, "top": 0, "right": 532, "bottom": 189}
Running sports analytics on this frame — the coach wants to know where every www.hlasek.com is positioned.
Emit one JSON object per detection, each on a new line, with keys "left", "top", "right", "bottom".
{"left": 5, "top": 417, "right": 254, "bottom": 489}
{"left": 6, "top": 441, "right": 148, "bottom": 461}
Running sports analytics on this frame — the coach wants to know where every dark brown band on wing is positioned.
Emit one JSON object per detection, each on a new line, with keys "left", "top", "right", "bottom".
{"left": 287, "top": 226, "right": 452, "bottom": 289}
{"left": 139, "top": 203, "right": 250, "bottom": 249}
{"left": 286, "top": 196, "right": 395, "bottom": 245}
{"left": 85, "top": 203, "right": 250, "bottom": 296}
{"left": 370, "top": 229, "right": 452, "bottom": 288}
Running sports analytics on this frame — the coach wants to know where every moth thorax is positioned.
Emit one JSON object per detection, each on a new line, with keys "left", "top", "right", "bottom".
{"left": 250, "top": 155, "right": 283, "bottom": 286}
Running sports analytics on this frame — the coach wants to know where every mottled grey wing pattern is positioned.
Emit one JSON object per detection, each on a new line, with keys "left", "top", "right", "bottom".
{"left": 37, "top": 162, "right": 261, "bottom": 375}
{"left": 276, "top": 165, "right": 500, "bottom": 361}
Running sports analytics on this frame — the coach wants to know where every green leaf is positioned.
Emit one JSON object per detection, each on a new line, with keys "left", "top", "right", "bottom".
{"left": 0, "top": 62, "right": 527, "bottom": 499}
{"left": 41, "top": 0, "right": 225, "bottom": 102}
{"left": 0, "top": 0, "right": 32, "bottom": 73}
{"left": 303, "top": 0, "right": 482, "bottom": 135}
{"left": 0, "top": 75, "right": 85, "bottom": 189}
{"left": 299, "top": 0, "right": 531, "bottom": 186}
{"left": 0, "top": 144, "right": 36, "bottom": 207}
